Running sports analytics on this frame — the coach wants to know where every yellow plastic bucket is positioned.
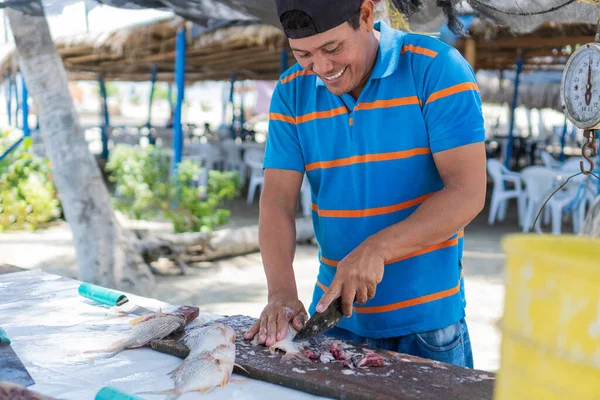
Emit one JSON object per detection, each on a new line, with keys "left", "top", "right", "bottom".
{"left": 495, "top": 234, "right": 600, "bottom": 400}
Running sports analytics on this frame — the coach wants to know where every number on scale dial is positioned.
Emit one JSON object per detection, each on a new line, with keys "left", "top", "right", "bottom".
{"left": 562, "top": 43, "right": 600, "bottom": 129}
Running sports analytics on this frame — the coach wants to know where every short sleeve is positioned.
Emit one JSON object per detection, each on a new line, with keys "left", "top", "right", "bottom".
{"left": 421, "top": 47, "right": 485, "bottom": 154}
{"left": 263, "top": 83, "right": 305, "bottom": 173}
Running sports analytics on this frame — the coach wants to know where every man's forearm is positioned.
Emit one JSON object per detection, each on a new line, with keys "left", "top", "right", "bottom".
{"left": 259, "top": 201, "right": 299, "bottom": 298}
{"left": 367, "top": 186, "right": 485, "bottom": 263}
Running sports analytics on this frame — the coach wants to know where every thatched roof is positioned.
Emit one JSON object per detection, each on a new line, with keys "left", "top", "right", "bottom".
{"left": 0, "top": 16, "right": 294, "bottom": 83}
{"left": 476, "top": 70, "right": 563, "bottom": 111}
{"left": 452, "top": 17, "right": 597, "bottom": 71}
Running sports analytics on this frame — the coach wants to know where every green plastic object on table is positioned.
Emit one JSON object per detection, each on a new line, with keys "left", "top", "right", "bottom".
{"left": 78, "top": 282, "right": 128, "bottom": 307}
{"left": 0, "top": 327, "right": 12, "bottom": 344}
{"left": 95, "top": 386, "right": 144, "bottom": 400}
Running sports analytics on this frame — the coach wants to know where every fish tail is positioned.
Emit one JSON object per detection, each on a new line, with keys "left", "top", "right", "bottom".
{"left": 86, "top": 338, "right": 131, "bottom": 358}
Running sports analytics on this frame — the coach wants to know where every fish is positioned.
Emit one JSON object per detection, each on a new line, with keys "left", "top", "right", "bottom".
{"left": 86, "top": 310, "right": 186, "bottom": 358}
{"left": 0, "top": 382, "right": 56, "bottom": 400}
{"left": 262, "top": 324, "right": 308, "bottom": 362}
{"left": 180, "top": 322, "right": 235, "bottom": 353}
{"left": 138, "top": 322, "right": 241, "bottom": 399}
{"left": 139, "top": 343, "right": 236, "bottom": 400}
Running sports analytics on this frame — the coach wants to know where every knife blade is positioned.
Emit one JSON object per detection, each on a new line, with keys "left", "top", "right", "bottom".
{"left": 292, "top": 297, "right": 344, "bottom": 342}
{"left": 0, "top": 327, "right": 35, "bottom": 387}
{"left": 77, "top": 283, "right": 155, "bottom": 316}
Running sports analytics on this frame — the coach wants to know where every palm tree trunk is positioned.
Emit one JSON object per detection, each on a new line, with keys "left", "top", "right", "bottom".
{"left": 6, "top": 8, "right": 155, "bottom": 295}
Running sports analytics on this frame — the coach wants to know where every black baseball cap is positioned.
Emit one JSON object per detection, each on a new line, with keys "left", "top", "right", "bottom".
{"left": 275, "top": 0, "right": 364, "bottom": 39}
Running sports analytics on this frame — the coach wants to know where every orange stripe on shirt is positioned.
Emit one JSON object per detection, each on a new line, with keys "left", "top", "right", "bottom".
{"left": 425, "top": 82, "right": 479, "bottom": 105}
{"left": 269, "top": 112, "right": 295, "bottom": 124}
{"left": 280, "top": 69, "right": 313, "bottom": 84}
{"left": 387, "top": 230, "right": 465, "bottom": 264}
{"left": 320, "top": 230, "right": 464, "bottom": 267}
{"left": 312, "top": 192, "right": 434, "bottom": 218}
{"left": 355, "top": 96, "right": 420, "bottom": 111}
{"left": 401, "top": 45, "right": 438, "bottom": 58}
{"left": 296, "top": 107, "right": 347, "bottom": 124}
{"left": 314, "top": 279, "right": 461, "bottom": 314}
{"left": 316, "top": 280, "right": 328, "bottom": 292}
{"left": 305, "top": 148, "right": 430, "bottom": 172}
{"left": 354, "top": 283, "right": 460, "bottom": 314}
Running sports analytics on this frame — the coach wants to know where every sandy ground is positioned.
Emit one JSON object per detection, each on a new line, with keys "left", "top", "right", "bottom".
{"left": 0, "top": 193, "right": 539, "bottom": 373}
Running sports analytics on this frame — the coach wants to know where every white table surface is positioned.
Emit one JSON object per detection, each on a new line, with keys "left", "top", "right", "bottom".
{"left": 0, "top": 269, "right": 326, "bottom": 400}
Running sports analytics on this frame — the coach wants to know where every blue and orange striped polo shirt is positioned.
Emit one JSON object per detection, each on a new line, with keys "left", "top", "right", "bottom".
{"left": 263, "top": 21, "right": 485, "bottom": 338}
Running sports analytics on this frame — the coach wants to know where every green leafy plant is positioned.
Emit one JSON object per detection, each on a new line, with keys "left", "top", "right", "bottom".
{"left": 0, "top": 131, "right": 62, "bottom": 231}
{"left": 105, "top": 145, "right": 240, "bottom": 233}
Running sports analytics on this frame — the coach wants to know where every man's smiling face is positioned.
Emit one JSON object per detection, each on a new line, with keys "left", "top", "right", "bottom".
{"left": 289, "top": 13, "right": 375, "bottom": 97}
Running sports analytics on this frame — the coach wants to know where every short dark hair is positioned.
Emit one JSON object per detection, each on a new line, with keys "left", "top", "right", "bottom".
{"left": 280, "top": 2, "right": 363, "bottom": 33}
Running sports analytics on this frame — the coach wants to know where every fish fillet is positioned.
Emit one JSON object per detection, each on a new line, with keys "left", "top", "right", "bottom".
{"left": 267, "top": 324, "right": 307, "bottom": 362}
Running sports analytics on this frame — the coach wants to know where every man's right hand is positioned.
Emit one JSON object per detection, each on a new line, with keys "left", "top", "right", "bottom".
{"left": 243, "top": 294, "right": 307, "bottom": 347}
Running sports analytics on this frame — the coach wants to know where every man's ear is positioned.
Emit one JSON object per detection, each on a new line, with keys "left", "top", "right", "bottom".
{"left": 360, "top": 0, "right": 375, "bottom": 30}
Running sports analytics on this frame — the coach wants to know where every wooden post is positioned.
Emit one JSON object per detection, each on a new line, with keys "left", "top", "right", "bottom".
{"left": 465, "top": 39, "right": 477, "bottom": 70}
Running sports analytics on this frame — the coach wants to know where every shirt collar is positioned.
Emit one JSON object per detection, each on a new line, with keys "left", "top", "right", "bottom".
{"left": 315, "top": 20, "right": 402, "bottom": 87}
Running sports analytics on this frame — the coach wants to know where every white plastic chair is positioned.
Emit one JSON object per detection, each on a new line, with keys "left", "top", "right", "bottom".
{"left": 183, "top": 143, "right": 221, "bottom": 170}
{"left": 568, "top": 179, "right": 598, "bottom": 234}
{"left": 520, "top": 166, "right": 560, "bottom": 233}
{"left": 521, "top": 166, "right": 586, "bottom": 234}
{"left": 220, "top": 139, "right": 247, "bottom": 185}
{"left": 540, "top": 151, "right": 562, "bottom": 169}
{"left": 244, "top": 148, "right": 265, "bottom": 204}
{"left": 487, "top": 159, "right": 526, "bottom": 226}
{"left": 560, "top": 157, "right": 586, "bottom": 173}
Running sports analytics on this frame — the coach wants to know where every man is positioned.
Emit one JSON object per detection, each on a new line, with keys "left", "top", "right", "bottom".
{"left": 244, "top": 0, "right": 486, "bottom": 368}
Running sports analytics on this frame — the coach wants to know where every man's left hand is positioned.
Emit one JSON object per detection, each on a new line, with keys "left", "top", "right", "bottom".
{"left": 316, "top": 241, "right": 385, "bottom": 317}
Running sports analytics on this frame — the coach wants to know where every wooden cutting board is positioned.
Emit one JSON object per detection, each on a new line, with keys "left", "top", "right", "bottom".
{"left": 151, "top": 315, "right": 495, "bottom": 400}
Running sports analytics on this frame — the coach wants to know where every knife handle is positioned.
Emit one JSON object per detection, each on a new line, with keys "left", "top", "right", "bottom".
{"left": 95, "top": 386, "right": 143, "bottom": 400}
{"left": 0, "top": 327, "right": 11, "bottom": 345}
{"left": 78, "top": 283, "right": 128, "bottom": 307}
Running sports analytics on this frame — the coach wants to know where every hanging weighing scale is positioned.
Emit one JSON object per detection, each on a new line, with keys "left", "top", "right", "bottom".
{"left": 560, "top": 1, "right": 600, "bottom": 174}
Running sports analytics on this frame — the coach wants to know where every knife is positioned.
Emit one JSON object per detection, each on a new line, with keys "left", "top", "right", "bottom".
{"left": 0, "top": 327, "right": 35, "bottom": 387}
{"left": 292, "top": 297, "right": 344, "bottom": 342}
{"left": 77, "top": 283, "right": 155, "bottom": 316}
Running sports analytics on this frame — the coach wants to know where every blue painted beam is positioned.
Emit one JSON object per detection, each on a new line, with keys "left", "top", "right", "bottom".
{"left": 229, "top": 73, "right": 236, "bottom": 139}
{"left": 504, "top": 54, "right": 524, "bottom": 169}
{"left": 5, "top": 73, "right": 11, "bottom": 126}
{"left": 147, "top": 65, "right": 158, "bottom": 145}
{"left": 239, "top": 82, "right": 245, "bottom": 134}
{"left": 98, "top": 75, "right": 110, "bottom": 160}
{"left": 13, "top": 75, "right": 19, "bottom": 128}
{"left": 172, "top": 27, "right": 186, "bottom": 175}
{"left": 21, "top": 75, "right": 29, "bottom": 138}
{"left": 560, "top": 115, "right": 568, "bottom": 162}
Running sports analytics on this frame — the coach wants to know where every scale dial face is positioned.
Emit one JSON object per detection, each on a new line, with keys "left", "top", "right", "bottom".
{"left": 561, "top": 43, "right": 600, "bottom": 129}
